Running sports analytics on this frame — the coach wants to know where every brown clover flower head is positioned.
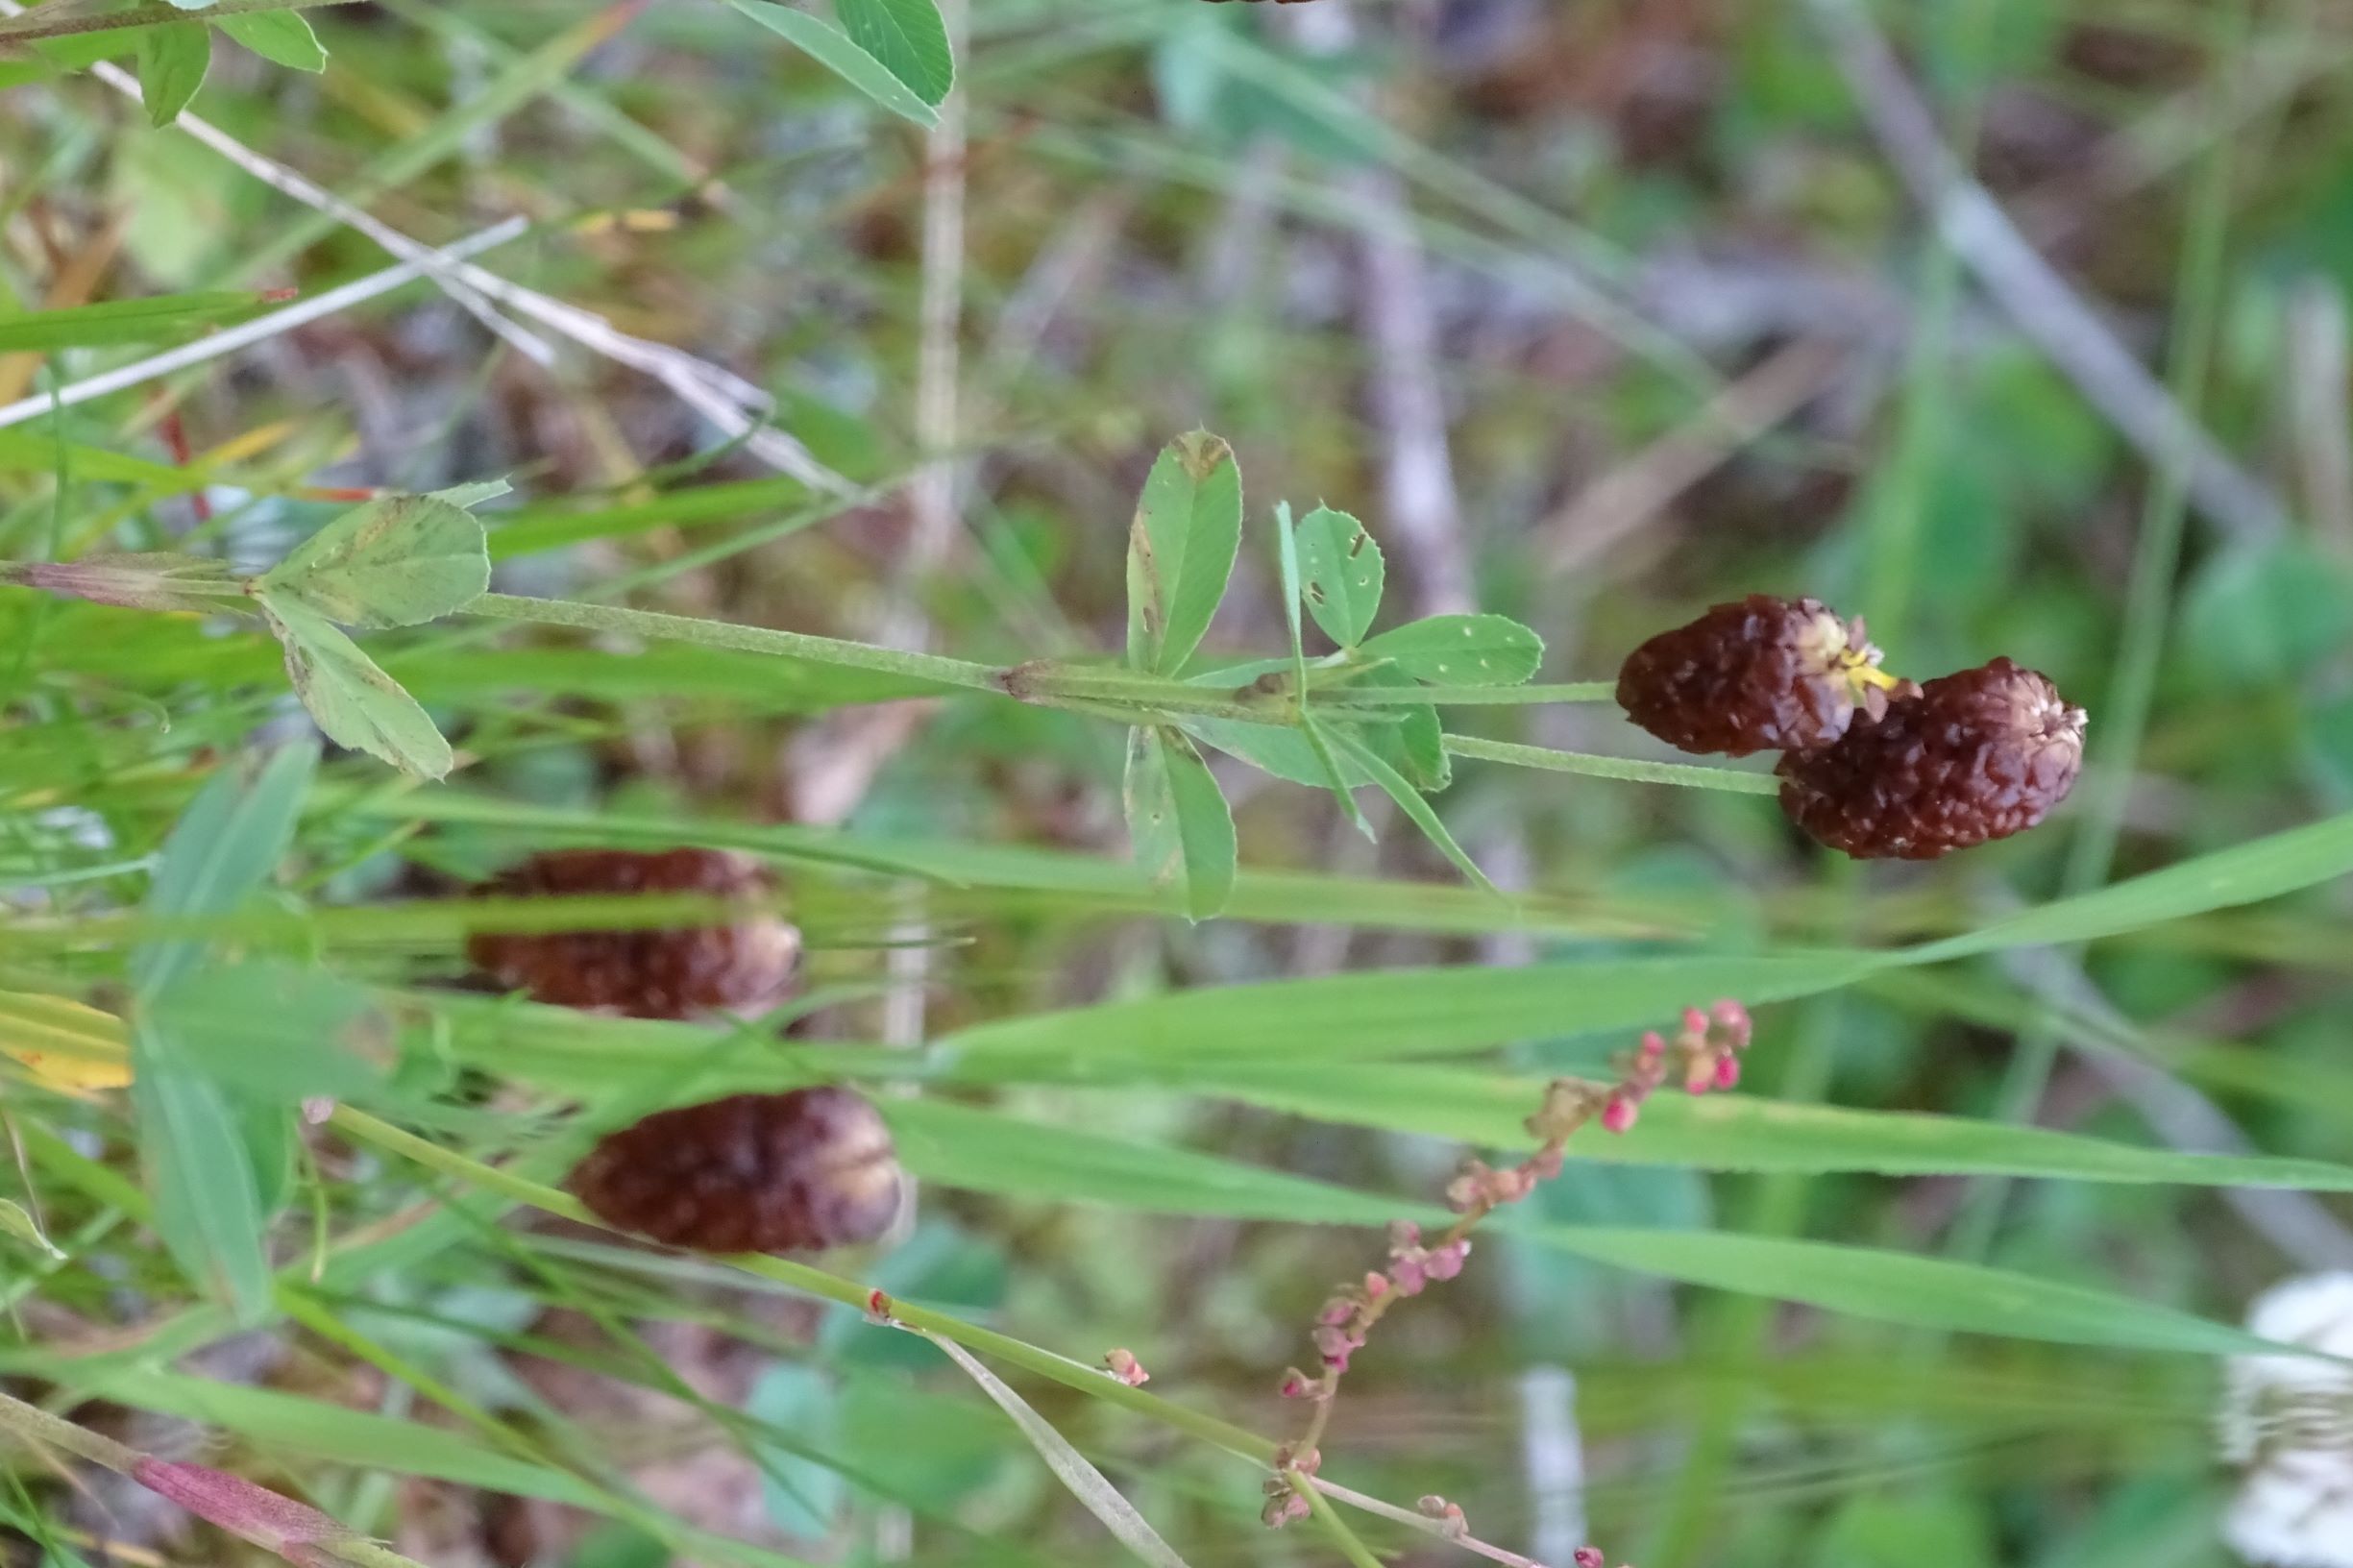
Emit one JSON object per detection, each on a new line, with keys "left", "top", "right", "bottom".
{"left": 467, "top": 847, "right": 798, "bottom": 1019}
{"left": 1617, "top": 595, "right": 1893, "bottom": 757}
{"left": 1775, "top": 657, "right": 2087, "bottom": 860}
{"left": 569, "top": 1089, "right": 903, "bottom": 1255}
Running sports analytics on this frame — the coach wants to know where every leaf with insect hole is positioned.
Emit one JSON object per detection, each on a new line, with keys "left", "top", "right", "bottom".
{"left": 259, "top": 488, "right": 497, "bottom": 629}
{"left": 1160, "top": 729, "right": 1236, "bottom": 919}
{"left": 1123, "top": 726, "right": 1237, "bottom": 919}
{"left": 1359, "top": 614, "right": 1543, "bottom": 687}
{"left": 1353, "top": 665, "right": 1448, "bottom": 790}
{"left": 1124, "top": 727, "right": 1182, "bottom": 897}
{"left": 1293, "top": 505, "right": 1384, "bottom": 649}
{"left": 1126, "top": 432, "right": 1242, "bottom": 675}
{"left": 257, "top": 596, "right": 454, "bottom": 779}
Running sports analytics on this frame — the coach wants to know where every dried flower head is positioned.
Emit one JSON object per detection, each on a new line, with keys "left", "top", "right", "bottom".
{"left": 1776, "top": 658, "right": 2087, "bottom": 860}
{"left": 568, "top": 1089, "right": 903, "bottom": 1255}
{"left": 467, "top": 847, "right": 798, "bottom": 1019}
{"left": 1617, "top": 595, "right": 1896, "bottom": 757}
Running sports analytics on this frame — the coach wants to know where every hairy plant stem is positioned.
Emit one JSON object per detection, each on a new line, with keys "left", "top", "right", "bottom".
{"left": 0, "top": 0, "right": 367, "bottom": 45}
{"left": 1327, "top": 681, "right": 1615, "bottom": 706}
{"left": 0, "top": 568, "right": 1756, "bottom": 798}
{"left": 0, "top": 1388, "right": 138, "bottom": 1472}
{"left": 470, "top": 595, "right": 1669, "bottom": 753}
{"left": 1444, "top": 734, "right": 1780, "bottom": 794}
{"left": 465, "top": 591, "right": 1008, "bottom": 694}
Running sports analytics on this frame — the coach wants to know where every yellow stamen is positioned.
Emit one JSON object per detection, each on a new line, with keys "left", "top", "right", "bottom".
{"left": 1849, "top": 663, "right": 1903, "bottom": 692}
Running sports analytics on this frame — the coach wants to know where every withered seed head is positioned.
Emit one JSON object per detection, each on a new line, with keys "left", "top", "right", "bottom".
{"left": 1617, "top": 595, "right": 1893, "bottom": 757}
{"left": 569, "top": 1089, "right": 904, "bottom": 1255}
{"left": 1776, "top": 657, "right": 2088, "bottom": 860}
{"left": 466, "top": 848, "right": 798, "bottom": 1020}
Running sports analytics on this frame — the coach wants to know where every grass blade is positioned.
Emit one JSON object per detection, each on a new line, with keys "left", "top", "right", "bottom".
{"left": 134, "top": 744, "right": 316, "bottom": 997}
{"left": 0, "top": 292, "right": 271, "bottom": 352}
{"left": 1189, "top": 1061, "right": 2353, "bottom": 1190}
{"left": 130, "top": 1019, "right": 270, "bottom": 1323}
{"left": 1524, "top": 1225, "right": 2279, "bottom": 1358}
{"left": 920, "top": 1334, "right": 1196, "bottom": 1568}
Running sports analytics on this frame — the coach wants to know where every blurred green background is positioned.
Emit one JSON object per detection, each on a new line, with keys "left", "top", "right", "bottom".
{"left": 7, "top": 1, "right": 2353, "bottom": 1565}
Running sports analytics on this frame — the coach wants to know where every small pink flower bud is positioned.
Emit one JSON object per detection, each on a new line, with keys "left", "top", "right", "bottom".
{"left": 1713, "top": 997, "right": 1753, "bottom": 1045}
{"left": 1528, "top": 1078, "right": 1590, "bottom": 1140}
{"left": 1262, "top": 1492, "right": 1311, "bottom": 1529}
{"left": 1449, "top": 1159, "right": 1510, "bottom": 1212}
{"left": 1273, "top": 1443, "right": 1320, "bottom": 1476}
{"left": 1390, "top": 1255, "right": 1428, "bottom": 1295}
{"left": 1714, "top": 1054, "right": 1741, "bottom": 1090}
{"left": 1602, "top": 1094, "right": 1638, "bottom": 1134}
{"left": 1639, "top": 1030, "right": 1666, "bottom": 1060}
{"left": 1278, "top": 1367, "right": 1313, "bottom": 1399}
{"left": 1529, "top": 1146, "right": 1565, "bottom": 1181}
{"left": 1574, "top": 1550, "right": 1605, "bottom": 1568}
{"left": 1414, "top": 1495, "right": 1467, "bottom": 1536}
{"left": 1103, "top": 1349, "right": 1149, "bottom": 1386}
{"left": 1425, "top": 1240, "right": 1468, "bottom": 1281}
{"left": 1388, "top": 1219, "right": 1422, "bottom": 1251}
{"left": 1319, "top": 1297, "right": 1357, "bottom": 1327}
{"left": 1362, "top": 1271, "right": 1389, "bottom": 1300}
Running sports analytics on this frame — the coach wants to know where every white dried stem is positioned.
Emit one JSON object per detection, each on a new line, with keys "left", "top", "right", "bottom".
{"left": 0, "top": 220, "right": 530, "bottom": 430}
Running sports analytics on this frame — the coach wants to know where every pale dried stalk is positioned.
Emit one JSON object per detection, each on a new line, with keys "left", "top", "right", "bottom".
{"left": 11, "top": 1, "right": 849, "bottom": 493}
{"left": 1804, "top": 0, "right": 2287, "bottom": 542}
{"left": 0, "top": 220, "right": 530, "bottom": 430}
{"left": 1542, "top": 339, "right": 1847, "bottom": 578}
